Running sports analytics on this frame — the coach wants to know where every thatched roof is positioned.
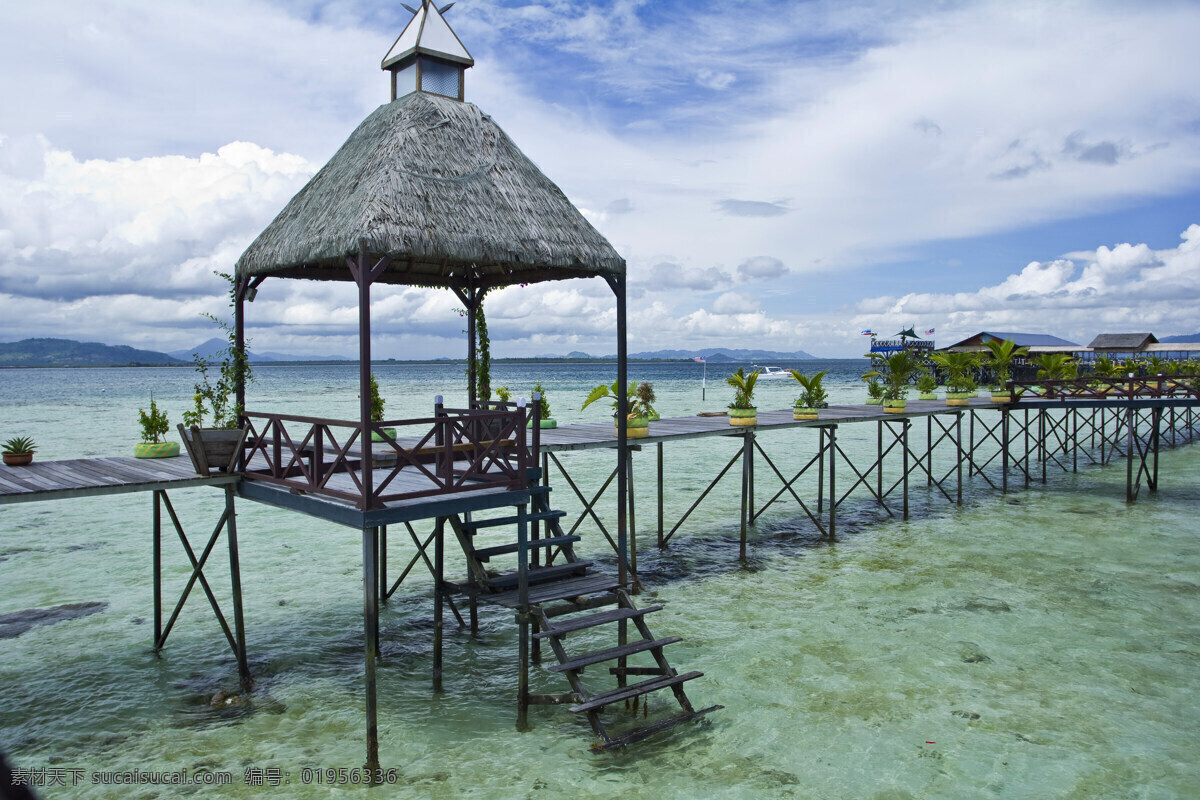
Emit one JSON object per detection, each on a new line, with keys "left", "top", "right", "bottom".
{"left": 1088, "top": 333, "right": 1158, "bottom": 351}
{"left": 235, "top": 92, "right": 625, "bottom": 289}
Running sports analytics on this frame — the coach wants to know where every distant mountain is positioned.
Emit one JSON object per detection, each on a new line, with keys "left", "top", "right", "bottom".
{"left": 168, "top": 339, "right": 351, "bottom": 363}
{"left": 168, "top": 338, "right": 228, "bottom": 362}
{"left": 616, "top": 347, "right": 819, "bottom": 361}
{"left": 0, "top": 338, "right": 185, "bottom": 367}
{"left": 1159, "top": 333, "right": 1200, "bottom": 343}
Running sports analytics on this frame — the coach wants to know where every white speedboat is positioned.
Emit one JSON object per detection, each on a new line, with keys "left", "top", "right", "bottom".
{"left": 753, "top": 365, "right": 793, "bottom": 380}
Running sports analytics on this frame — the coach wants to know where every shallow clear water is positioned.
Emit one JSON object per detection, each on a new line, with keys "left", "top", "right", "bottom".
{"left": 2, "top": 364, "right": 1198, "bottom": 798}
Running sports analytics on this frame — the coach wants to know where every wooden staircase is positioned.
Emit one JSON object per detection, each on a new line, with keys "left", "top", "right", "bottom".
{"left": 443, "top": 483, "right": 720, "bottom": 749}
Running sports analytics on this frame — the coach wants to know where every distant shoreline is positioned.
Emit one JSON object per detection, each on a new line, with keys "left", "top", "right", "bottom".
{"left": 0, "top": 356, "right": 836, "bottom": 370}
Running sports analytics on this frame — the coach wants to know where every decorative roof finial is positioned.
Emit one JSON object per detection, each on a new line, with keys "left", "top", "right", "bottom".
{"left": 382, "top": 0, "right": 473, "bottom": 102}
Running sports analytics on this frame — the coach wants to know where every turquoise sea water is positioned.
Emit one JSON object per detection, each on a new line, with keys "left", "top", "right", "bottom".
{"left": 2, "top": 363, "right": 1199, "bottom": 798}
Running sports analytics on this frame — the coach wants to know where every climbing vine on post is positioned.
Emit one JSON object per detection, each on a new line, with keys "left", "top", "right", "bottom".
{"left": 474, "top": 294, "right": 491, "bottom": 403}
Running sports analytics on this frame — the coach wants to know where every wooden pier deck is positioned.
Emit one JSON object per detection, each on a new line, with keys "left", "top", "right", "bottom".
{"left": 536, "top": 396, "right": 1007, "bottom": 452}
{"left": 0, "top": 454, "right": 237, "bottom": 504}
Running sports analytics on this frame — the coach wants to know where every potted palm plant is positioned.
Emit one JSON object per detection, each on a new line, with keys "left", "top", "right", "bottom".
{"left": 583, "top": 380, "right": 657, "bottom": 438}
{"left": 135, "top": 394, "right": 180, "bottom": 458}
{"left": 1090, "top": 355, "right": 1118, "bottom": 393}
{"left": 982, "top": 338, "right": 1028, "bottom": 402}
{"left": 726, "top": 367, "right": 761, "bottom": 426}
{"left": 789, "top": 369, "right": 828, "bottom": 420}
{"left": 1031, "top": 353, "right": 1076, "bottom": 397}
{"left": 528, "top": 381, "right": 556, "bottom": 429}
{"left": 865, "top": 350, "right": 923, "bottom": 413}
{"left": 931, "top": 351, "right": 978, "bottom": 406}
{"left": 916, "top": 372, "right": 939, "bottom": 400}
{"left": 2, "top": 436, "right": 36, "bottom": 467}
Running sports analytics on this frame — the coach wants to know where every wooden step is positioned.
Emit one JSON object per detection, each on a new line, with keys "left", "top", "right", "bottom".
{"left": 549, "top": 637, "right": 682, "bottom": 673}
{"left": 534, "top": 605, "right": 663, "bottom": 639}
{"left": 486, "top": 561, "right": 592, "bottom": 590}
{"left": 569, "top": 671, "right": 704, "bottom": 713}
{"left": 462, "top": 509, "right": 565, "bottom": 531}
{"left": 479, "top": 574, "right": 620, "bottom": 609}
{"left": 596, "top": 705, "right": 723, "bottom": 750}
{"left": 475, "top": 534, "right": 580, "bottom": 562}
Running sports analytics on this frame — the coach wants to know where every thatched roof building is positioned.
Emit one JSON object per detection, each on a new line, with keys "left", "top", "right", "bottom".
{"left": 234, "top": 91, "right": 624, "bottom": 289}
{"left": 1087, "top": 333, "right": 1158, "bottom": 352}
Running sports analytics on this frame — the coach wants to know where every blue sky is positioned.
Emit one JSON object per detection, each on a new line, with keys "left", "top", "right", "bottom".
{"left": 1, "top": 0, "right": 1198, "bottom": 358}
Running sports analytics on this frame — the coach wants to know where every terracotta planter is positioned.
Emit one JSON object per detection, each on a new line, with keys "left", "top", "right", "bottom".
{"left": 134, "top": 441, "right": 181, "bottom": 459}
{"left": 945, "top": 392, "right": 970, "bottom": 406}
{"left": 3, "top": 453, "right": 33, "bottom": 467}
{"left": 883, "top": 399, "right": 907, "bottom": 413}
{"left": 618, "top": 414, "right": 650, "bottom": 439}
{"left": 729, "top": 407, "right": 757, "bottom": 426}
{"left": 793, "top": 407, "right": 819, "bottom": 420}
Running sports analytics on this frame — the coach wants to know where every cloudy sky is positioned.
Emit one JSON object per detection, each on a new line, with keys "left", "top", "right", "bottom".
{"left": 2, "top": 0, "right": 1199, "bottom": 359}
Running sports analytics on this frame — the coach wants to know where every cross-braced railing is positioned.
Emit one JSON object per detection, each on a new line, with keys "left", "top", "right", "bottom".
{"left": 1009, "top": 374, "right": 1200, "bottom": 401}
{"left": 241, "top": 402, "right": 534, "bottom": 509}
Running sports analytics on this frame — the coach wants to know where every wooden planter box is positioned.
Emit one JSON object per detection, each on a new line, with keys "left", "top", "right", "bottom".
{"left": 178, "top": 424, "right": 248, "bottom": 475}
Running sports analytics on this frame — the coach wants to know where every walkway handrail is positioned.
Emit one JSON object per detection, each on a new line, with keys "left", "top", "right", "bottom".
{"left": 241, "top": 404, "right": 531, "bottom": 509}
{"left": 1008, "top": 374, "right": 1200, "bottom": 401}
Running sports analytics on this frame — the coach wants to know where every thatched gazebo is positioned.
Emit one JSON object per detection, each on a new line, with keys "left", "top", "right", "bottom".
{"left": 229, "top": 0, "right": 633, "bottom": 770}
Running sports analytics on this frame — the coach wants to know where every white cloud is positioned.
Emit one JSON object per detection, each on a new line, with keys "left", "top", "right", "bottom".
{"left": 711, "top": 292, "right": 759, "bottom": 315}
{"left": 0, "top": 137, "right": 313, "bottom": 307}
{"left": 640, "top": 261, "right": 731, "bottom": 292}
{"left": 2, "top": 0, "right": 1200, "bottom": 360}
{"left": 853, "top": 225, "right": 1200, "bottom": 346}
{"left": 737, "top": 256, "right": 788, "bottom": 281}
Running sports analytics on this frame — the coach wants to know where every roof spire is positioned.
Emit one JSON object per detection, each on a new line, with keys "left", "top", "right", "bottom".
{"left": 382, "top": 0, "right": 474, "bottom": 102}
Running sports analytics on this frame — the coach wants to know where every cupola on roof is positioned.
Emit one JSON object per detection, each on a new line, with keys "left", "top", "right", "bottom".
{"left": 383, "top": 1, "right": 473, "bottom": 68}
{"left": 382, "top": 1, "right": 474, "bottom": 101}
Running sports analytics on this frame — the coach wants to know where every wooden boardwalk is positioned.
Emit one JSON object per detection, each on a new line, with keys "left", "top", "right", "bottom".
{"left": 538, "top": 397, "right": 1005, "bottom": 452}
{"left": 0, "top": 454, "right": 236, "bottom": 505}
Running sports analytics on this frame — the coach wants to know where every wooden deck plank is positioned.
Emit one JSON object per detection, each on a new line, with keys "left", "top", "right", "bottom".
{"left": 0, "top": 464, "right": 71, "bottom": 491}
{"left": 0, "top": 455, "right": 235, "bottom": 505}
{"left": 0, "top": 471, "right": 35, "bottom": 494}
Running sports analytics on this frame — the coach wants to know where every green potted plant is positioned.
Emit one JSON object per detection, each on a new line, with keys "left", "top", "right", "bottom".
{"left": 369, "top": 374, "right": 396, "bottom": 442}
{"left": 726, "top": 366, "right": 761, "bottom": 426}
{"left": 495, "top": 387, "right": 513, "bottom": 403}
{"left": 135, "top": 394, "right": 180, "bottom": 458}
{"left": 916, "top": 372, "right": 939, "bottom": 400}
{"left": 1090, "top": 355, "right": 1118, "bottom": 393}
{"left": 1031, "top": 353, "right": 1076, "bottom": 396}
{"left": 863, "top": 376, "right": 884, "bottom": 405}
{"left": 178, "top": 275, "right": 253, "bottom": 474}
{"left": 864, "top": 350, "right": 923, "bottom": 413}
{"left": 931, "top": 351, "right": 978, "bottom": 406}
{"left": 582, "top": 380, "right": 656, "bottom": 438}
{"left": 2, "top": 436, "right": 36, "bottom": 467}
{"left": 982, "top": 338, "right": 1028, "bottom": 402}
{"left": 528, "top": 381, "right": 556, "bottom": 429}
{"left": 789, "top": 369, "right": 828, "bottom": 420}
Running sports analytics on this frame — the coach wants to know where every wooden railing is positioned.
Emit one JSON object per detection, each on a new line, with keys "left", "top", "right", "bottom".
{"left": 240, "top": 401, "right": 534, "bottom": 510}
{"left": 1008, "top": 375, "right": 1200, "bottom": 401}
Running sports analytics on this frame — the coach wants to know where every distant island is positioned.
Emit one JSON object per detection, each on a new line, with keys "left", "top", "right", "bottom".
{"left": 0, "top": 338, "right": 188, "bottom": 368}
{"left": 0, "top": 338, "right": 821, "bottom": 368}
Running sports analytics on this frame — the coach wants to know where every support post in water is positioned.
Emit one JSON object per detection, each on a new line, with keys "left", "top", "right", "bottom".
{"left": 362, "top": 527, "right": 380, "bottom": 775}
